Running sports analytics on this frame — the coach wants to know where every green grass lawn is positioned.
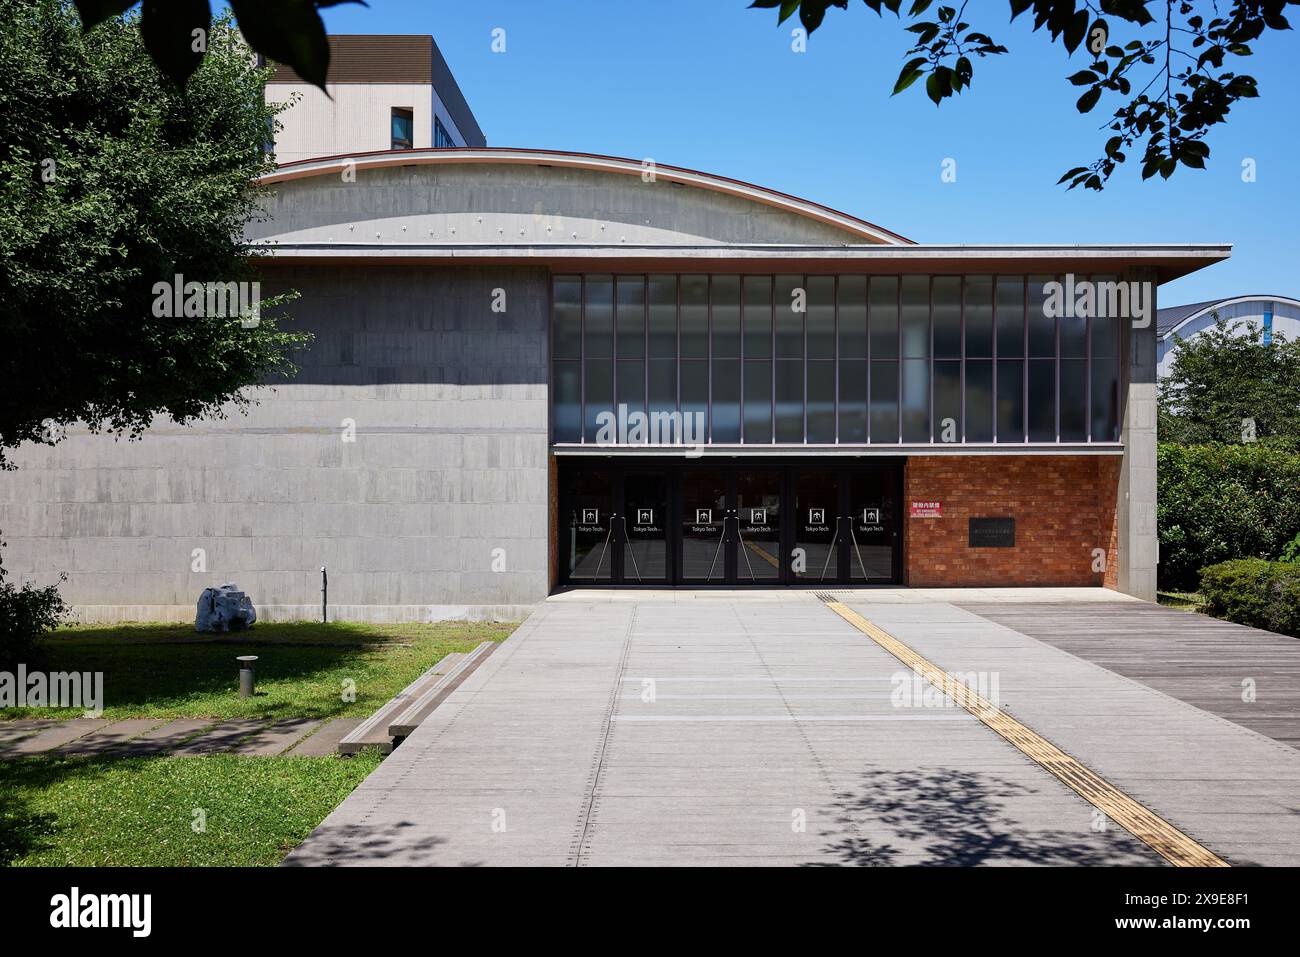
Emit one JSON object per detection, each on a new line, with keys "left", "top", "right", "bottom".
{"left": 1157, "top": 590, "right": 1205, "bottom": 613}
{"left": 0, "top": 752, "right": 383, "bottom": 866}
{"left": 0, "top": 619, "right": 517, "bottom": 866}
{"left": 2, "top": 620, "right": 515, "bottom": 722}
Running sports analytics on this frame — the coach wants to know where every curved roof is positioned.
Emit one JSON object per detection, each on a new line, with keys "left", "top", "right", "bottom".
{"left": 257, "top": 147, "right": 914, "bottom": 246}
{"left": 1157, "top": 294, "right": 1300, "bottom": 338}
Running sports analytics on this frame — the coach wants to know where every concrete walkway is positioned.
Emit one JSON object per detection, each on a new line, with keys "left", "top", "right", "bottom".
{"left": 284, "top": 588, "right": 1300, "bottom": 867}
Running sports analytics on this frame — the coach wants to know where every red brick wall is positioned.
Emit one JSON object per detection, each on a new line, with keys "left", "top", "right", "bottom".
{"left": 904, "top": 455, "right": 1120, "bottom": 588}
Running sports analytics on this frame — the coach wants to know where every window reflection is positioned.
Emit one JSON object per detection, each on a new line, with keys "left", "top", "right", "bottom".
{"left": 869, "top": 277, "right": 899, "bottom": 359}
{"left": 997, "top": 359, "right": 1025, "bottom": 442}
{"left": 616, "top": 277, "right": 645, "bottom": 359}
{"left": 807, "top": 277, "right": 835, "bottom": 361}
{"left": 966, "top": 359, "right": 993, "bottom": 442}
{"left": 902, "top": 358, "right": 929, "bottom": 443}
{"left": 965, "top": 277, "right": 994, "bottom": 359}
{"left": 996, "top": 277, "right": 1025, "bottom": 359}
{"left": 934, "top": 277, "right": 961, "bottom": 360}
{"left": 712, "top": 358, "right": 740, "bottom": 443}
{"left": 743, "top": 276, "right": 773, "bottom": 359}
{"left": 775, "top": 275, "right": 804, "bottom": 359}
{"left": 585, "top": 276, "right": 613, "bottom": 359}
{"left": 807, "top": 359, "right": 835, "bottom": 443}
{"left": 934, "top": 360, "right": 961, "bottom": 444}
{"left": 711, "top": 276, "right": 740, "bottom": 359}
{"left": 680, "top": 275, "right": 708, "bottom": 358}
{"left": 870, "top": 360, "right": 899, "bottom": 443}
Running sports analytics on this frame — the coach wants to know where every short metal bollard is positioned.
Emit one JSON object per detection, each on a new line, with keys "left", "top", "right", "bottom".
{"left": 237, "top": 655, "right": 259, "bottom": 698}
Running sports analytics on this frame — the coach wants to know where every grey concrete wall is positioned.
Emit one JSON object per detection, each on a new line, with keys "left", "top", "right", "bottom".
{"left": 1117, "top": 269, "right": 1159, "bottom": 602}
{"left": 0, "top": 265, "right": 550, "bottom": 623}
{"left": 248, "top": 164, "right": 870, "bottom": 248}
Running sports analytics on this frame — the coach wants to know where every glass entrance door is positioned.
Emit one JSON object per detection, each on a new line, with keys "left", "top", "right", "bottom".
{"left": 622, "top": 472, "right": 669, "bottom": 583}
{"left": 564, "top": 469, "right": 614, "bottom": 582}
{"left": 557, "top": 459, "right": 901, "bottom": 588}
{"left": 734, "top": 470, "right": 782, "bottom": 583}
{"left": 793, "top": 470, "right": 840, "bottom": 583}
{"left": 679, "top": 469, "right": 728, "bottom": 583}
{"left": 848, "top": 470, "right": 898, "bottom": 582}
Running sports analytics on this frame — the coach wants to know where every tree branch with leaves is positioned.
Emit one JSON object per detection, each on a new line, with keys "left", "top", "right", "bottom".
{"left": 750, "top": 0, "right": 1297, "bottom": 189}
{"left": 72, "top": 0, "right": 367, "bottom": 89}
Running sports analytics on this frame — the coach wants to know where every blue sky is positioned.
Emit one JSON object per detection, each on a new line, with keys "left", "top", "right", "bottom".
{"left": 310, "top": 0, "right": 1299, "bottom": 305}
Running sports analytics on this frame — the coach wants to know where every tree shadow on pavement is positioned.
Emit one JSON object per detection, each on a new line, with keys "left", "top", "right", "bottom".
{"left": 281, "top": 820, "right": 453, "bottom": 866}
{"left": 808, "top": 767, "right": 1161, "bottom": 867}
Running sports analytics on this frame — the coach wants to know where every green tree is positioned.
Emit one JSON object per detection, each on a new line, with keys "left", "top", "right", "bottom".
{"left": 1158, "top": 317, "right": 1300, "bottom": 447}
{"left": 0, "top": 0, "right": 306, "bottom": 471}
{"left": 1157, "top": 443, "right": 1300, "bottom": 589}
{"left": 751, "top": 0, "right": 1298, "bottom": 189}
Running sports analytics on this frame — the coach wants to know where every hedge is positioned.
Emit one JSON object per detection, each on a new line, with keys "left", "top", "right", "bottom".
{"left": 1199, "top": 560, "right": 1300, "bottom": 638}
{"left": 1157, "top": 443, "right": 1300, "bottom": 591}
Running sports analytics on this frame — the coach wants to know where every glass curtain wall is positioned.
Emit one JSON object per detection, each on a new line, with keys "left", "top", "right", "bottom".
{"left": 553, "top": 274, "right": 1123, "bottom": 445}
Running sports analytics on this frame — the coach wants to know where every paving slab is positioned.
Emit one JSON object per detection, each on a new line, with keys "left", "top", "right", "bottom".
{"left": 115, "top": 719, "right": 218, "bottom": 757}
{"left": 284, "top": 718, "right": 364, "bottom": 757}
{"left": 236, "top": 718, "right": 324, "bottom": 756}
{"left": 169, "top": 719, "right": 269, "bottom": 756}
{"left": 55, "top": 718, "right": 169, "bottom": 756}
{"left": 2, "top": 718, "right": 109, "bottom": 756}
{"left": 0, "top": 720, "right": 57, "bottom": 751}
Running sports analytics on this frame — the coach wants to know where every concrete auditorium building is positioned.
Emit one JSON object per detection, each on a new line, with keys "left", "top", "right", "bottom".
{"left": 0, "top": 39, "right": 1230, "bottom": 621}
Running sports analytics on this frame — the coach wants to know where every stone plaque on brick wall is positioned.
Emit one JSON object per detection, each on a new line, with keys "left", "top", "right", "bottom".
{"left": 969, "top": 517, "right": 1015, "bottom": 548}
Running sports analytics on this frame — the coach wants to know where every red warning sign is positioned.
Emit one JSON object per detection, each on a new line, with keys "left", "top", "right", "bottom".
{"left": 910, "top": 501, "right": 942, "bottom": 518}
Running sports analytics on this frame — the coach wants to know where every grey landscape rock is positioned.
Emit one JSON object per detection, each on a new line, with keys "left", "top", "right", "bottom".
{"left": 195, "top": 584, "right": 258, "bottom": 633}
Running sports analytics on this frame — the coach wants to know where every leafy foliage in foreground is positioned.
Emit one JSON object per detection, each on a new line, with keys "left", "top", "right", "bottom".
{"left": 750, "top": 1, "right": 1297, "bottom": 189}
{"left": 0, "top": 1, "right": 306, "bottom": 469}
{"left": 72, "top": 0, "right": 365, "bottom": 89}
{"left": 1157, "top": 444, "right": 1300, "bottom": 591}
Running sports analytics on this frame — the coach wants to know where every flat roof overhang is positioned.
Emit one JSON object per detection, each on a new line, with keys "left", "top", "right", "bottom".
{"left": 250, "top": 243, "right": 1231, "bottom": 285}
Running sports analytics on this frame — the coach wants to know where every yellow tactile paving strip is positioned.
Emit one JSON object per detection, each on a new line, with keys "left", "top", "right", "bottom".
{"left": 824, "top": 600, "right": 1230, "bottom": 868}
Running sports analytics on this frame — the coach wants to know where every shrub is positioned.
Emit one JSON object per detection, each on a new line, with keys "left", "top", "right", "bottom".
{"left": 1198, "top": 560, "right": 1300, "bottom": 638}
{"left": 1157, "top": 443, "right": 1300, "bottom": 591}
{"left": 0, "top": 558, "right": 67, "bottom": 671}
{"left": 1281, "top": 532, "right": 1300, "bottom": 565}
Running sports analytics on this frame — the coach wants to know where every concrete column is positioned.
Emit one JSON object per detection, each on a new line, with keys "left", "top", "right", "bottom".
{"left": 1117, "top": 268, "right": 1158, "bottom": 601}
